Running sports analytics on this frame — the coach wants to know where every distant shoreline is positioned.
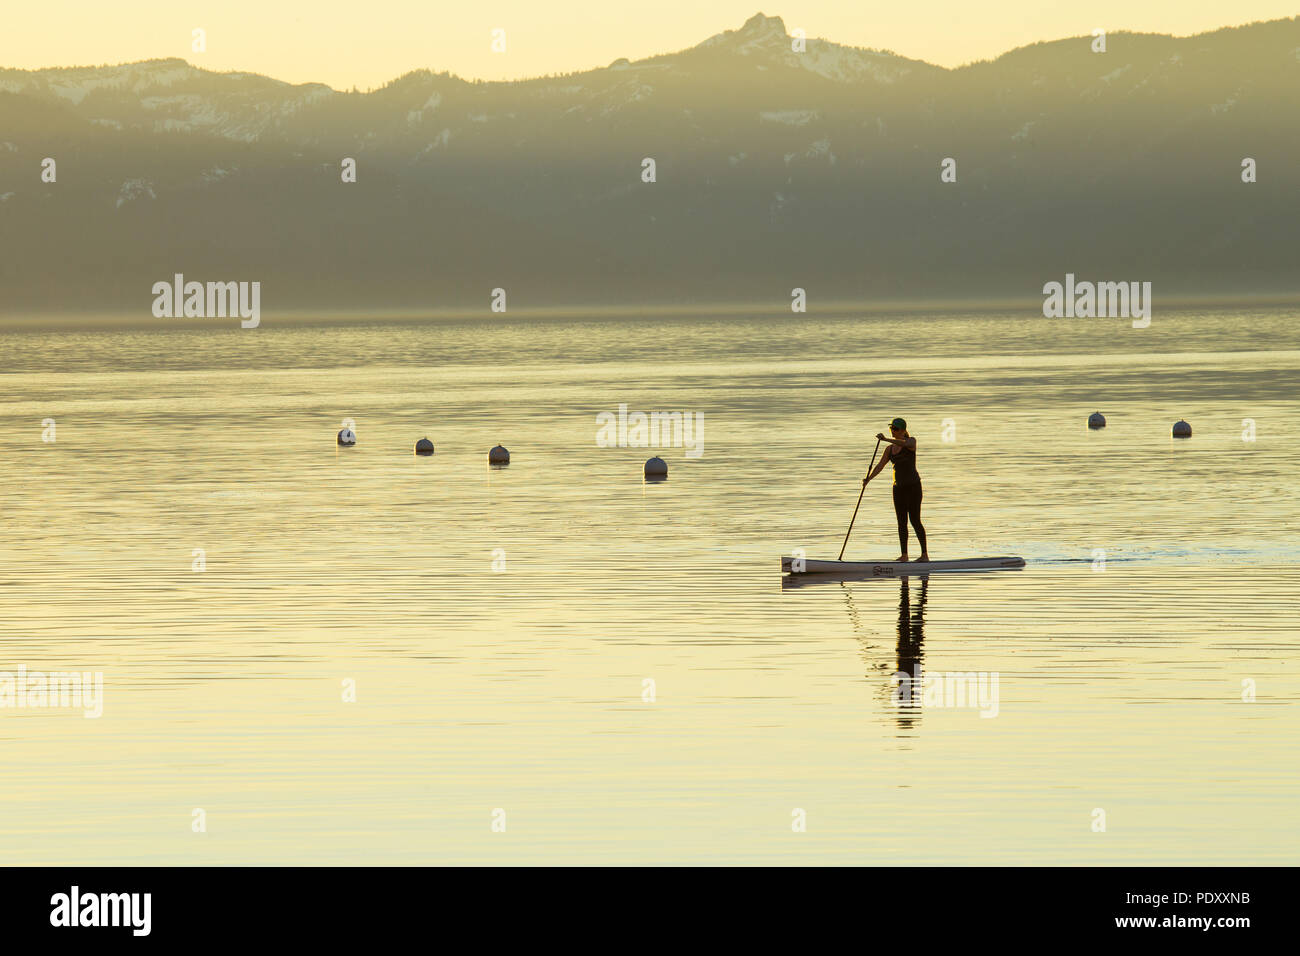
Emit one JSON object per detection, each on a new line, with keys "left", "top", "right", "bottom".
{"left": 2, "top": 292, "right": 1296, "bottom": 330}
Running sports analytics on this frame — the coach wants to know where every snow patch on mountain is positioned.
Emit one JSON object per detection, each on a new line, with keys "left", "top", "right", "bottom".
{"left": 0, "top": 60, "right": 335, "bottom": 143}
{"left": 130, "top": 63, "right": 196, "bottom": 89}
{"left": 782, "top": 139, "right": 836, "bottom": 165}
{"left": 115, "top": 178, "right": 156, "bottom": 209}
{"left": 805, "top": 138, "right": 836, "bottom": 163}
{"left": 423, "top": 128, "right": 452, "bottom": 151}
{"left": 141, "top": 94, "right": 223, "bottom": 130}
{"left": 761, "top": 109, "right": 818, "bottom": 125}
{"left": 600, "top": 83, "right": 654, "bottom": 116}
{"left": 0, "top": 60, "right": 202, "bottom": 104}
{"left": 798, "top": 41, "right": 911, "bottom": 83}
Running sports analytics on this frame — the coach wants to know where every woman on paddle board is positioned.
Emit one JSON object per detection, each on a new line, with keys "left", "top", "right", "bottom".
{"left": 863, "top": 417, "right": 929, "bottom": 562}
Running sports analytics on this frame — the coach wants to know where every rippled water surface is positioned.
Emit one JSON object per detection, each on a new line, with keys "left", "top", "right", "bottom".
{"left": 1, "top": 307, "right": 1297, "bottom": 864}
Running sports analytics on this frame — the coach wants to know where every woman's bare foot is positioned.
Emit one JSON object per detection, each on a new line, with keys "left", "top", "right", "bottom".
{"left": 896, "top": 554, "right": 908, "bottom": 562}
{"left": 914, "top": 553, "right": 930, "bottom": 563}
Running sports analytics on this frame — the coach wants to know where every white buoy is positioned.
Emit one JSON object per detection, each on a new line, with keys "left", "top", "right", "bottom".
{"left": 488, "top": 444, "right": 510, "bottom": 465}
{"left": 1172, "top": 419, "right": 1192, "bottom": 438}
{"left": 644, "top": 456, "right": 668, "bottom": 480}
{"left": 337, "top": 428, "right": 357, "bottom": 446}
{"left": 415, "top": 437, "right": 434, "bottom": 456}
{"left": 1088, "top": 411, "right": 1106, "bottom": 429}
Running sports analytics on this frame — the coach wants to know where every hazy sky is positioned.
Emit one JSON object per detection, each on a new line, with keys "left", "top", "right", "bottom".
{"left": 5, "top": 1, "right": 1294, "bottom": 88}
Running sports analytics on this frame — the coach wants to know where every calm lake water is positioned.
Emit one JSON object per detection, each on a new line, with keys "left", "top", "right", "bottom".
{"left": 1, "top": 306, "right": 1297, "bottom": 864}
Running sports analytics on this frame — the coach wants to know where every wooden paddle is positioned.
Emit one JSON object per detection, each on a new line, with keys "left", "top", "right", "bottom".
{"left": 838, "top": 437, "right": 881, "bottom": 560}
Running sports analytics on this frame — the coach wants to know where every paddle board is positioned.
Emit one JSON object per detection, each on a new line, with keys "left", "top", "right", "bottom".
{"left": 782, "top": 556, "right": 1025, "bottom": 576}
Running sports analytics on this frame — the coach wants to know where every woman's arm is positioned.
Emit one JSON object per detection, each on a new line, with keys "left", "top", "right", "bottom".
{"left": 864, "top": 446, "right": 893, "bottom": 483}
{"left": 875, "top": 432, "right": 917, "bottom": 450}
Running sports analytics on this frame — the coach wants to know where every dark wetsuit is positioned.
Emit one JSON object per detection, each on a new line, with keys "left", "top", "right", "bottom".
{"left": 889, "top": 443, "right": 927, "bottom": 555}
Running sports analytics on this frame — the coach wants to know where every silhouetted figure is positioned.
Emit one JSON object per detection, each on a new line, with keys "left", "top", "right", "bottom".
{"left": 863, "top": 417, "right": 928, "bottom": 561}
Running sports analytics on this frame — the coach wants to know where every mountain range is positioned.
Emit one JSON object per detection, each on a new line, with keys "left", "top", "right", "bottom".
{"left": 1, "top": 12, "right": 1298, "bottom": 314}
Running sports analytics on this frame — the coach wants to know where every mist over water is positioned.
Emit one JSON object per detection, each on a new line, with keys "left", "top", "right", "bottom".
{"left": 1, "top": 307, "right": 1296, "bottom": 864}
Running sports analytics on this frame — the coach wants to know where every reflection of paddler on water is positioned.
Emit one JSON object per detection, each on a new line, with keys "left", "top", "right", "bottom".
{"left": 841, "top": 577, "right": 928, "bottom": 728}
{"left": 842, "top": 576, "right": 996, "bottom": 721}
{"left": 890, "top": 576, "right": 928, "bottom": 726}
{"left": 887, "top": 577, "right": 999, "bottom": 721}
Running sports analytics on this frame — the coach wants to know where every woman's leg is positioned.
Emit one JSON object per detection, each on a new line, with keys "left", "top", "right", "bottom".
{"left": 909, "top": 484, "right": 928, "bottom": 558}
{"left": 892, "top": 485, "right": 909, "bottom": 559}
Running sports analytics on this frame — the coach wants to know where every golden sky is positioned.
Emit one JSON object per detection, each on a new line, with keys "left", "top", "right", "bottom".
{"left": 4, "top": 1, "right": 1294, "bottom": 89}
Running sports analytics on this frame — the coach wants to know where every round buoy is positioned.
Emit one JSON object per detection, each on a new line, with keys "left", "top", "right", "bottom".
{"left": 644, "top": 456, "right": 668, "bottom": 480}
{"left": 1088, "top": 411, "right": 1106, "bottom": 429}
{"left": 1172, "top": 419, "right": 1192, "bottom": 438}
{"left": 337, "top": 428, "right": 357, "bottom": 446}
{"left": 414, "top": 437, "right": 434, "bottom": 456}
{"left": 488, "top": 444, "right": 510, "bottom": 465}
